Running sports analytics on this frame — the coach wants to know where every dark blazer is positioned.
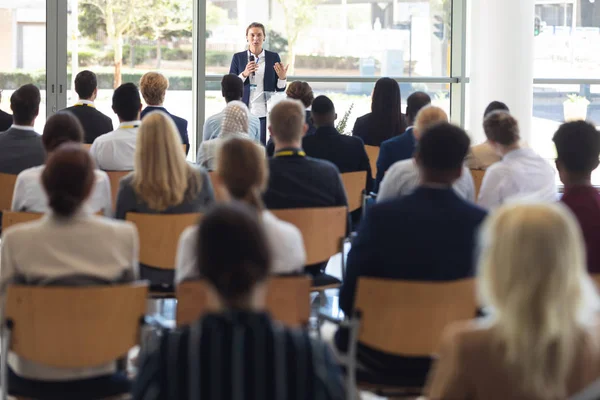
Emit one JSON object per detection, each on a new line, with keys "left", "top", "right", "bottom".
{"left": 229, "top": 50, "right": 286, "bottom": 106}
{"left": 339, "top": 187, "right": 487, "bottom": 314}
{"left": 141, "top": 106, "right": 189, "bottom": 154}
{"left": 352, "top": 112, "right": 404, "bottom": 147}
{"left": 0, "top": 127, "right": 45, "bottom": 175}
{"left": 302, "top": 126, "right": 373, "bottom": 192}
{"left": 0, "top": 109, "right": 12, "bottom": 133}
{"left": 62, "top": 104, "right": 113, "bottom": 144}
{"left": 266, "top": 110, "right": 315, "bottom": 156}
{"left": 264, "top": 150, "right": 348, "bottom": 210}
{"left": 375, "top": 127, "right": 417, "bottom": 190}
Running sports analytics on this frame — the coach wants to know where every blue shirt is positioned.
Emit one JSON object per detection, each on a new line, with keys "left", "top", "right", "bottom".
{"left": 202, "top": 108, "right": 261, "bottom": 142}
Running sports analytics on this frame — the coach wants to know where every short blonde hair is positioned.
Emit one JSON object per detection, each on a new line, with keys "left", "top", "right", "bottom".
{"left": 139, "top": 72, "right": 169, "bottom": 106}
{"left": 269, "top": 99, "right": 305, "bottom": 143}
{"left": 413, "top": 106, "right": 448, "bottom": 139}
{"left": 133, "top": 112, "right": 201, "bottom": 210}
{"left": 478, "top": 202, "right": 599, "bottom": 398}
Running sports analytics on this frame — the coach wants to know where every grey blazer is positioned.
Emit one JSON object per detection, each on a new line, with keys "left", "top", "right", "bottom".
{"left": 0, "top": 127, "right": 45, "bottom": 175}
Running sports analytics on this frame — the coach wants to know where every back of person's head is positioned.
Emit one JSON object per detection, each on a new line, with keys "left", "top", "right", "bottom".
{"left": 311, "top": 95, "right": 335, "bottom": 126}
{"left": 221, "top": 100, "right": 249, "bottom": 137}
{"left": 112, "top": 83, "right": 141, "bottom": 121}
{"left": 197, "top": 202, "right": 272, "bottom": 307}
{"left": 416, "top": 123, "right": 470, "bottom": 182}
{"left": 406, "top": 91, "right": 432, "bottom": 124}
{"left": 553, "top": 120, "right": 600, "bottom": 177}
{"left": 74, "top": 70, "right": 98, "bottom": 100}
{"left": 42, "top": 112, "right": 84, "bottom": 153}
{"left": 269, "top": 99, "right": 306, "bottom": 144}
{"left": 286, "top": 81, "right": 314, "bottom": 108}
{"left": 478, "top": 203, "right": 599, "bottom": 398}
{"left": 10, "top": 84, "right": 40, "bottom": 125}
{"left": 370, "top": 77, "right": 406, "bottom": 142}
{"left": 139, "top": 72, "right": 169, "bottom": 106}
{"left": 217, "top": 137, "right": 267, "bottom": 209}
{"left": 483, "top": 100, "right": 509, "bottom": 118}
{"left": 221, "top": 74, "right": 244, "bottom": 103}
{"left": 134, "top": 111, "right": 201, "bottom": 211}
{"left": 413, "top": 106, "right": 448, "bottom": 139}
{"left": 483, "top": 110, "right": 519, "bottom": 146}
{"left": 42, "top": 143, "right": 95, "bottom": 218}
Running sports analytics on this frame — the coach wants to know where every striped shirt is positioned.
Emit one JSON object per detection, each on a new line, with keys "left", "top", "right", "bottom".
{"left": 133, "top": 311, "right": 345, "bottom": 400}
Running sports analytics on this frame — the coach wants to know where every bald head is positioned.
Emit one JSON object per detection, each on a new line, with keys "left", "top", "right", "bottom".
{"left": 268, "top": 99, "right": 307, "bottom": 149}
{"left": 413, "top": 106, "right": 449, "bottom": 140}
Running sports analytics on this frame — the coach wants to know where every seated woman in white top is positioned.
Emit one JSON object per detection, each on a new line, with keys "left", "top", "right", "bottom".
{"left": 0, "top": 143, "right": 139, "bottom": 385}
{"left": 197, "top": 100, "right": 264, "bottom": 170}
{"left": 176, "top": 137, "right": 306, "bottom": 283}
{"left": 11, "top": 112, "right": 112, "bottom": 216}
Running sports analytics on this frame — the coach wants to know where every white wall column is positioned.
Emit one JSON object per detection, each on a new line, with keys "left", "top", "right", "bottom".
{"left": 468, "top": 0, "right": 535, "bottom": 143}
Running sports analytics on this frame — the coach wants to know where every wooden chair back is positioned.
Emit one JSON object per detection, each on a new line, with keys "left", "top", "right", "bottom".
{"left": 2, "top": 211, "right": 43, "bottom": 231}
{"left": 364, "top": 145, "right": 380, "bottom": 179}
{"left": 105, "top": 170, "right": 131, "bottom": 212}
{"left": 82, "top": 143, "right": 92, "bottom": 151}
{"left": 341, "top": 171, "right": 366, "bottom": 212}
{"left": 0, "top": 172, "right": 17, "bottom": 211}
{"left": 4, "top": 282, "right": 148, "bottom": 368}
{"left": 182, "top": 144, "right": 187, "bottom": 154}
{"left": 354, "top": 278, "right": 476, "bottom": 356}
{"left": 126, "top": 212, "right": 202, "bottom": 270}
{"left": 271, "top": 207, "right": 347, "bottom": 265}
{"left": 176, "top": 276, "right": 311, "bottom": 327}
{"left": 470, "top": 169, "right": 486, "bottom": 199}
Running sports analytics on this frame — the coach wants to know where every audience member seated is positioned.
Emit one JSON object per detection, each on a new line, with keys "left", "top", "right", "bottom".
{"left": 554, "top": 120, "right": 600, "bottom": 274}
{"left": 204, "top": 75, "right": 260, "bottom": 143}
{"left": 266, "top": 81, "right": 316, "bottom": 155}
{"left": 115, "top": 111, "right": 214, "bottom": 286}
{"left": 477, "top": 111, "right": 556, "bottom": 209}
{"left": 12, "top": 112, "right": 112, "bottom": 216}
{"left": 0, "top": 144, "right": 138, "bottom": 385}
{"left": 465, "top": 101, "right": 508, "bottom": 170}
{"left": 0, "top": 84, "right": 45, "bottom": 174}
{"left": 303, "top": 95, "right": 373, "bottom": 192}
{"left": 352, "top": 77, "right": 407, "bottom": 146}
{"left": 133, "top": 203, "right": 345, "bottom": 400}
{"left": 176, "top": 137, "right": 305, "bottom": 282}
{"left": 139, "top": 72, "right": 189, "bottom": 154}
{"left": 378, "top": 107, "right": 475, "bottom": 203}
{"left": 90, "top": 83, "right": 142, "bottom": 171}
{"left": 336, "top": 123, "right": 487, "bottom": 386}
{"left": 375, "top": 91, "right": 431, "bottom": 189}
{"left": 198, "top": 101, "right": 263, "bottom": 170}
{"left": 62, "top": 70, "right": 113, "bottom": 144}
{"left": 426, "top": 203, "right": 600, "bottom": 400}
{"left": 0, "top": 89, "right": 13, "bottom": 132}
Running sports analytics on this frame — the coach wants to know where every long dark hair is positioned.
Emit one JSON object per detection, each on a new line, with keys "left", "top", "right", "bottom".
{"left": 370, "top": 78, "right": 406, "bottom": 144}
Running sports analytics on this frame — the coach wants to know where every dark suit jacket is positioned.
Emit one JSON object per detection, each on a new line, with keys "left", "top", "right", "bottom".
{"left": 302, "top": 126, "right": 373, "bottom": 192}
{"left": 62, "top": 104, "right": 113, "bottom": 144}
{"left": 229, "top": 50, "right": 286, "bottom": 106}
{"left": 352, "top": 112, "right": 403, "bottom": 147}
{"left": 141, "top": 106, "right": 189, "bottom": 154}
{"left": 0, "top": 109, "right": 12, "bottom": 133}
{"left": 0, "top": 127, "right": 45, "bottom": 175}
{"left": 266, "top": 110, "right": 316, "bottom": 156}
{"left": 264, "top": 150, "right": 348, "bottom": 210}
{"left": 339, "top": 187, "right": 487, "bottom": 314}
{"left": 375, "top": 127, "right": 416, "bottom": 190}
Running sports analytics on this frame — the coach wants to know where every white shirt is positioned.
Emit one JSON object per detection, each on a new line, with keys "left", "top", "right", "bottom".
{"left": 10, "top": 124, "right": 36, "bottom": 132}
{"left": 202, "top": 108, "right": 261, "bottom": 142}
{"left": 477, "top": 147, "right": 557, "bottom": 209}
{"left": 89, "top": 121, "right": 140, "bottom": 171}
{"left": 11, "top": 165, "right": 113, "bottom": 217}
{"left": 197, "top": 133, "right": 264, "bottom": 171}
{"left": 378, "top": 159, "right": 476, "bottom": 203}
{"left": 238, "top": 49, "right": 287, "bottom": 118}
{"left": 175, "top": 210, "right": 306, "bottom": 284}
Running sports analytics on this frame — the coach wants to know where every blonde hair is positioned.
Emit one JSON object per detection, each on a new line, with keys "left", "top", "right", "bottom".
{"left": 413, "top": 106, "right": 448, "bottom": 140}
{"left": 133, "top": 112, "right": 201, "bottom": 210}
{"left": 478, "top": 202, "right": 599, "bottom": 398}
{"left": 139, "top": 72, "right": 169, "bottom": 105}
{"left": 269, "top": 99, "right": 305, "bottom": 143}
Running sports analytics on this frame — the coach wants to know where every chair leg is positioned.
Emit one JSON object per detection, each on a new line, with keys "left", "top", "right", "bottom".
{"left": 1, "top": 327, "right": 12, "bottom": 400}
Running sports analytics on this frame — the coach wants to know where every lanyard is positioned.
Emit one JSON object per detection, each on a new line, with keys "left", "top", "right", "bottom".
{"left": 274, "top": 149, "right": 306, "bottom": 157}
{"left": 120, "top": 124, "right": 140, "bottom": 129}
{"left": 75, "top": 103, "right": 95, "bottom": 108}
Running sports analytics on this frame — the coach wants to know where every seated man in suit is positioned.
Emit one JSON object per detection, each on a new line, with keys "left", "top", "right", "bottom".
{"left": 336, "top": 122, "right": 487, "bottom": 385}
{"left": 375, "top": 91, "right": 431, "bottom": 190}
{"left": 264, "top": 99, "right": 348, "bottom": 279}
{"left": 139, "top": 72, "right": 189, "bottom": 154}
{"left": 62, "top": 70, "right": 113, "bottom": 144}
{"left": 90, "top": 83, "right": 142, "bottom": 171}
{"left": 202, "top": 74, "right": 261, "bottom": 143}
{"left": 465, "top": 100, "right": 509, "bottom": 170}
{"left": 0, "top": 89, "right": 13, "bottom": 132}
